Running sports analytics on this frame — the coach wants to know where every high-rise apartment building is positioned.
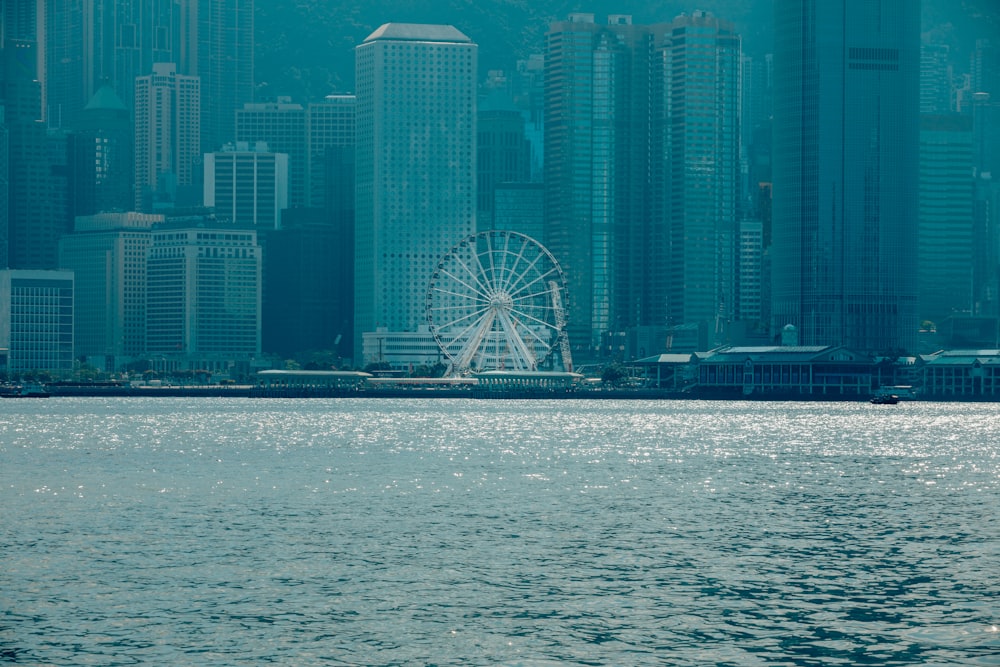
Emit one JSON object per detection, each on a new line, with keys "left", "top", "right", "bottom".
{"left": 771, "top": 0, "right": 919, "bottom": 353}
{"left": 666, "top": 11, "right": 742, "bottom": 342}
{"left": 192, "top": 0, "right": 255, "bottom": 154}
{"left": 354, "top": 23, "right": 477, "bottom": 363}
{"left": 134, "top": 63, "right": 201, "bottom": 211}
{"left": 204, "top": 142, "right": 289, "bottom": 229}
{"left": 544, "top": 14, "right": 667, "bottom": 352}
{"left": 57, "top": 212, "right": 161, "bottom": 365}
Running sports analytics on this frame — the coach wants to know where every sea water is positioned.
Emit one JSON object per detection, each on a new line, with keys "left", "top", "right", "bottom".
{"left": 1, "top": 397, "right": 998, "bottom": 666}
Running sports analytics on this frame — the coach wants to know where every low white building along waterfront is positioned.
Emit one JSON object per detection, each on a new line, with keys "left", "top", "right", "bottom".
{"left": 919, "top": 349, "right": 1000, "bottom": 398}
{"left": 696, "top": 345, "right": 875, "bottom": 398}
{"left": 145, "top": 218, "right": 261, "bottom": 377}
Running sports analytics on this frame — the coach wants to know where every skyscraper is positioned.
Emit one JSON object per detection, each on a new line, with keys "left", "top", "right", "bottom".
{"left": 89, "top": 0, "right": 183, "bottom": 120}
{"left": 134, "top": 63, "right": 200, "bottom": 211}
{"left": 920, "top": 44, "right": 952, "bottom": 114}
{"left": 665, "top": 11, "right": 741, "bottom": 342}
{"left": 37, "top": 1, "right": 252, "bottom": 151}
{"left": 354, "top": 23, "right": 477, "bottom": 364}
{"left": 3, "top": 39, "right": 70, "bottom": 270}
{"left": 69, "top": 82, "right": 133, "bottom": 217}
{"left": 477, "top": 104, "right": 532, "bottom": 232}
{"left": 771, "top": 0, "right": 919, "bottom": 353}
{"left": 918, "top": 114, "right": 974, "bottom": 325}
{"left": 544, "top": 14, "right": 667, "bottom": 353}
{"left": 191, "top": 0, "right": 254, "bottom": 155}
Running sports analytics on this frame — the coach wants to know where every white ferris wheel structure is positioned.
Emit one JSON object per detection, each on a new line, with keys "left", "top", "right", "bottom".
{"left": 425, "top": 230, "right": 573, "bottom": 376}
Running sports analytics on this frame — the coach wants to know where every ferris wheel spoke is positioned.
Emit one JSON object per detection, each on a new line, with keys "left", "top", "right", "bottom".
{"left": 437, "top": 264, "right": 491, "bottom": 302}
{"left": 504, "top": 249, "right": 545, "bottom": 293}
{"left": 498, "top": 234, "right": 534, "bottom": 289}
{"left": 484, "top": 233, "right": 502, "bottom": 294}
{"left": 496, "top": 310, "right": 538, "bottom": 369}
{"left": 454, "top": 310, "right": 497, "bottom": 372}
{"left": 469, "top": 245, "right": 497, "bottom": 300}
{"left": 509, "top": 304, "right": 562, "bottom": 335}
{"left": 496, "top": 234, "right": 519, "bottom": 293}
{"left": 509, "top": 282, "right": 559, "bottom": 307}
{"left": 507, "top": 263, "right": 560, "bottom": 302}
{"left": 432, "top": 302, "right": 491, "bottom": 334}
{"left": 430, "top": 283, "right": 488, "bottom": 308}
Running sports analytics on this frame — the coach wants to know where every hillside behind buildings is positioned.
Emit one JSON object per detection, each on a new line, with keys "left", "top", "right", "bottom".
{"left": 254, "top": 0, "right": 997, "bottom": 102}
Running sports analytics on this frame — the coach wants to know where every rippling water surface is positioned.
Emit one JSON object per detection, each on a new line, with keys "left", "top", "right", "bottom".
{"left": 1, "top": 398, "right": 998, "bottom": 666}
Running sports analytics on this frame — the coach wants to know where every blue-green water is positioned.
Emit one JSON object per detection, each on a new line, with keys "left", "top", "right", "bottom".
{"left": 1, "top": 398, "right": 998, "bottom": 666}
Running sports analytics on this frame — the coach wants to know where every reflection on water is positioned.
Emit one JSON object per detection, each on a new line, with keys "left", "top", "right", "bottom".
{"left": 2, "top": 398, "right": 998, "bottom": 665}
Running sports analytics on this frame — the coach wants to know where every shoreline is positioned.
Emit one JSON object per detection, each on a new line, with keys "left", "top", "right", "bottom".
{"left": 8, "top": 384, "right": 994, "bottom": 402}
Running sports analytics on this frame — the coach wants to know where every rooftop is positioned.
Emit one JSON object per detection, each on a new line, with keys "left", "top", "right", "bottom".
{"left": 363, "top": 23, "right": 472, "bottom": 44}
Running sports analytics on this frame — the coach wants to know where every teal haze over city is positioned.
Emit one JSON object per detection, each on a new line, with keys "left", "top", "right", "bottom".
{"left": 1, "top": 4, "right": 999, "bottom": 667}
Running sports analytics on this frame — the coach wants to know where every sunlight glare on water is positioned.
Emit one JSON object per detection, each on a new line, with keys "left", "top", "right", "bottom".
{"left": 1, "top": 397, "right": 998, "bottom": 666}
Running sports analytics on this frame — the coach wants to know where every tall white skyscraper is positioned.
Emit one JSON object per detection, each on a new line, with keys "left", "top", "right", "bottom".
{"left": 354, "top": 23, "right": 477, "bottom": 364}
{"left": 134, "top": 63, "right": 201, "bottom": 211}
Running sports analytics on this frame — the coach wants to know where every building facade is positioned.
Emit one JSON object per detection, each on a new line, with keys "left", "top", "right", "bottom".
{"left": 134, "top": 63, "right": 201, "bottom": 211}
{"left": 204, "top": 142, "right": 289, "bottom": 229}
{"left": 918, "top": 114, "right": 974, "bottom": 325}
{"left": 70, "top": 83, "right": 133, "bottom": 217}
{"left": 306, "top": 94, "right": 356, "bottom": 210}
{"left": 235, "top": 99, "right": 307, "bottom": 209}
{"left": 262, "top": 208, "right": 352, "bottom": 360}
{"left": 771, "top": 0, "right": 920, "bottom": 353}
{"left": 477, "top": 106, "right": 532, "bottom": 232}
{"left": 57, "top": 212, "right": 161, "bottom": 366}
{"left": 544, "top": 14, "right": 668, "bottom": 353}
{"left": 666, "top": 11, "right": 742, "bottom": 342}
{"left": 354, "top": 23, "right": 477, "bottom": 364}
{"left": 146, "top": 220, "right": 261, "bottom": 362}
{"left": 191, "top": 0, "right": 255, "bottom": 155}
{"left": 0, "top": 269, "right": 74, "bottom": 375}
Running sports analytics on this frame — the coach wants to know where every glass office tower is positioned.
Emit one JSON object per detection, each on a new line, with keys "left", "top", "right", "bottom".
{"left": 771, "top": 0, "right": 919, "bottom": 353}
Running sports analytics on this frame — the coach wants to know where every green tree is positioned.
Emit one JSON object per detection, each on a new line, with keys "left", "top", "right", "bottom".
{"left": 601, "top": 363, "right": 628, "bottom": 387}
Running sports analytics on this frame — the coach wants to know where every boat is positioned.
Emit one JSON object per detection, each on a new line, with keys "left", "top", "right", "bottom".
{"left": 870, "top": 393, "right": 899, "bottom": 405}
{"left": 1, "top": 383, "right": 51, "bottom": 398}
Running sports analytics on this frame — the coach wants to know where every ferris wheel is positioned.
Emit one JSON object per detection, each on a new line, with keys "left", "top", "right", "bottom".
{"left": 426, "top": 230, "right": 572, "bottom": 375}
